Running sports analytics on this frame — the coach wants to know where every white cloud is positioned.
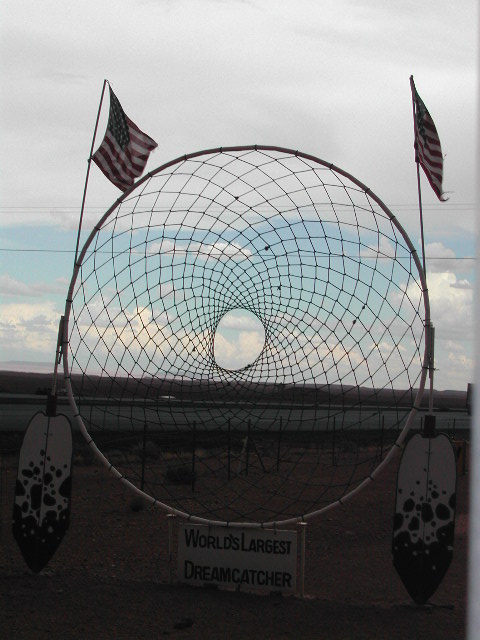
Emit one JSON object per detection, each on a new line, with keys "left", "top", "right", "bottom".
{"left": 425, "top": 241, "right": 470, "bottom": 274}
{"left": 0, "top": 301, "right": 61, "bottom": 361}
{"left": 148, "top": 238, "right": 252, "bottom": 261}
{"left": 362, "top": 236, "right": 398, "bottom": 259}
{"left": 422, "top": 271, "right": 473, "bottom": 389}
{"left": 427, "top": 271, "right": 473, "bottom": 339}
{"left": 214, "top": 328, "right": 265, "bottom": 370}
{"left": 450, "top": 279, "right": 473, "bottom": 290}
{"left": 0, "top": 274, "right": 68, "bottom": 297}
{"left": 218, "top": 312, "right": 263, "bottom": 332}
{"left": 213, "top": 309, "right": 265, "bottom": 370}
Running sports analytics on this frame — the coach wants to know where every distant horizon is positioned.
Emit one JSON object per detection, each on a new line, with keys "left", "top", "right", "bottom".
{"left": 0, "top": 361, "right": 55, "bottom": 374}
{"left": 0, "top": 360, "right": 470, "bottom": 394}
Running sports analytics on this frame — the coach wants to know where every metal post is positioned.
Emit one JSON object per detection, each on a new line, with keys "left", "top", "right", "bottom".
{"left": 141, "top": 419, "right": 147, "bottom": 491}
{"left": 167, "top": 514, "right": 176, "bottom": 585}
{"left": 277, "top": 415, "right": 283, "bottom": 472}
{"left": 380, "top": 414, "right": 385, "bottom": 460}
{"left": 191, "top": 421, "right": 196, "bottom": 492}
{"left": 227, "top": 418, "right": 231, "bottom": 481}
{"left": 298, "top": 522, "right": 307, "bottom": 598}
{"left": 332, "top": 416, "right": 336, "bottom": 466}
{"left": 246, "top": 419, "right": 251, "bottom": 476}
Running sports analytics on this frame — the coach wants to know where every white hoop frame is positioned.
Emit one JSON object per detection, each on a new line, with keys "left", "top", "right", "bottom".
{"left": 63, "top": 145, "right": 431, "bottom": 528}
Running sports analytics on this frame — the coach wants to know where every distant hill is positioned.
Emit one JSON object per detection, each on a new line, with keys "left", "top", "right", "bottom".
{"left": 0, "top": 370, "right": 57, "bottom": 395}
{"left": 0, "top": 369, "right": 468, "bottom": 411}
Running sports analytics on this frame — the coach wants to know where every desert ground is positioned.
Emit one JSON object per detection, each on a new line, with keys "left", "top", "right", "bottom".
{"left": 0, "top": 432, "right": 469, "bottom": 640}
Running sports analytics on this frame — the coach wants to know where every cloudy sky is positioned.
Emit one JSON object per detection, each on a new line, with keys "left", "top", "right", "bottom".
{"left": 0, "top": 0, "right": 477, "bottom": 391}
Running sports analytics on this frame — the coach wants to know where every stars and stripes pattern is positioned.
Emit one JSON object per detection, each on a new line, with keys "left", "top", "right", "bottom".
{"left": 411, "top": 80, "right": 446, "bottom": 201}
{"left": 92, "top": 87, "right": 157, "bottom": 192}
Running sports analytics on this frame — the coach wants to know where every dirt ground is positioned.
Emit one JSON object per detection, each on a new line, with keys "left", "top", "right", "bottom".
{"left": 0, "top": 447, "right": 469, "bottom": 640}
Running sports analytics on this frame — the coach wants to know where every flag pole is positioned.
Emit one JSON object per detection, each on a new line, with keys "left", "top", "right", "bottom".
{"left": 74, "top": 79, "right": 109, "bottom": 265}
{"left": 50, "top": 80, "right": 108, "bottom": 402}
{"left": 409, "top": 75, "right": 427, "bottom": 278}
{"left": 410, "top": 75, "right": 434, "bottom": 418}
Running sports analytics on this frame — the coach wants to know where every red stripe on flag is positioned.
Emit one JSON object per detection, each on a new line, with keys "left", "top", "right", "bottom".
{"left": 92, "top": 88, "right": 157, "bottom": 192}
{"left": 412, "top": 84, "right": 446, "bottom": 201}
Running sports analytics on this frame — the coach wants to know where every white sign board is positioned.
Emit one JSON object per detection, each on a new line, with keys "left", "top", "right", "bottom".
{"left": 177, "top": 524, "right": 297, "bottom": 593}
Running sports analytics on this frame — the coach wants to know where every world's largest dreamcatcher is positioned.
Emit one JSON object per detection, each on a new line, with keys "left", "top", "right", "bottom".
{"left": 15, "top": 80, "right": 457, "bottom": 607}
{"left": 62, "top": 145, "right": 429, "bottom": 526}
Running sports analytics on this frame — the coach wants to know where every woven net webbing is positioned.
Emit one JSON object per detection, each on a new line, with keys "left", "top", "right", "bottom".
{"left": 64, "top": 146, "right": 428, "bottom": 525}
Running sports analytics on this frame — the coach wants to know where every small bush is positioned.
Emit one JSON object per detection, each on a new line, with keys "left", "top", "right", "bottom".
{"left": 165, "top": 465, "right": 195, "bottom": 485}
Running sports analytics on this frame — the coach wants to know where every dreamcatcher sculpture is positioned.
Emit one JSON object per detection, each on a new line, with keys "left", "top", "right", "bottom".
{"left": 62, "top": 145, "right": 430, "bottom": 526}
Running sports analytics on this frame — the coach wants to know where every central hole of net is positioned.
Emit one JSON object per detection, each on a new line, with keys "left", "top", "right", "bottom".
{"left": 213, "top": 309, "right": 266, "bottom": 371}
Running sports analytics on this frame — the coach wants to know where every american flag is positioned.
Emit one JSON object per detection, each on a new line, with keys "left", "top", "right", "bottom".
{"left": 411, "top": 80, "right": 446, "bottom": 201}
{"left": 92, "top": 88, "right": 157, "bottom": 191}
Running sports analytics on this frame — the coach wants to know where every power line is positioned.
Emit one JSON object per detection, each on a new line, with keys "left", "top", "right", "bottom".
{"left": 0, "top": 203, "right": 476, "bottom": 213}
{"left": 0, "top": 246, "right": 475, "bottom": 260}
